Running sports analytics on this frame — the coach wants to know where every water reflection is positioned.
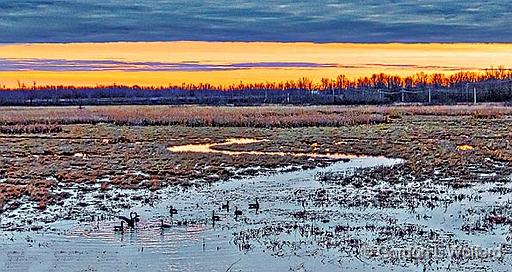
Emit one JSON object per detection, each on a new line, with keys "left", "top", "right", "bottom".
{"left": 1, "top": 144, "right": 510, "bottom": 271}
{"left": 168, "top": 138, "right": 372, "bottom": 159}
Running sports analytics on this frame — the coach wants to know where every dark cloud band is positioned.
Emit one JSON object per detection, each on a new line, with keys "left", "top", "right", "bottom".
{"left": 0, "top": 58, "right": 336, "bottom": 71}
{"left": 0, "top": 1, "right": 511, "bottom": 43}
{"left": 0, "top": 58, "right": 482, "bottom": 72}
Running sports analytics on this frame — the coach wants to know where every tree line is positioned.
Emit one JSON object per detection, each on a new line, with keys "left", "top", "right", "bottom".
{"left": 1, "top": 68, "right": 511, "bottom": 105}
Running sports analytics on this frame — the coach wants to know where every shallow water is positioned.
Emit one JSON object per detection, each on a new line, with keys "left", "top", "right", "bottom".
{"left": 167, "top": 138, "right": 371, "bottom": 159}
{"left": 0, "top": 158, "right": 402, "bottom": 271}
{"left": 1, "top": 141, "right": 511, "bottom": 271}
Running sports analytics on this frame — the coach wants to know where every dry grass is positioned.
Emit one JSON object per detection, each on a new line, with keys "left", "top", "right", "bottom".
{"left": 376, "top": 104, "right": 512, "bottom": 118}
{"left": 0, "top": 124, "right": 62, "bottom": 134}
{"left": 0, "top": 106, "right": 387, "bottom": 128}
{"left": 1, "top": 105, "right": 510, "bottom": 130}
{"left": 0, "top": 104, "right": 511, "bottom": 209}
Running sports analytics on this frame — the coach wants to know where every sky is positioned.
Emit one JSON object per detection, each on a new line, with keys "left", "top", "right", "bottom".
{"left": 0, "top": 1, "right": 511, "bottom": 87}
{"left": 1, "top": 42, "right": 512, "bottom": 87}
{"left": 1, "top": 0, "right": 512, "bottom": 43}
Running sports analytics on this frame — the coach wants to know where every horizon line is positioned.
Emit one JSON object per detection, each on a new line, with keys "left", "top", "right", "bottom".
{"left": 3, "top": 41, "right": 512, "bottom": 45}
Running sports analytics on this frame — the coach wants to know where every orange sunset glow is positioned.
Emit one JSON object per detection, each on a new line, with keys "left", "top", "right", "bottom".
{"left": 1, "top": 42, "right": 512, "bottom": 88}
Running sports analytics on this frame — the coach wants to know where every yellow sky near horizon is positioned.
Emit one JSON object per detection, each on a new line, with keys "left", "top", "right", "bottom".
{"left": 0, "top": 42, "right": 511, "bottom": 88}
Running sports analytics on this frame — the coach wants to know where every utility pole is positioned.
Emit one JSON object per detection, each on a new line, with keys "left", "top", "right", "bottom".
{"left": 465, "top": 84, "right": 469, "bottom": 102}
{"left": 428, "top": 87, "right": 432, "bottom": 104}
{"left": 401, "top": 89, "right": 405, "bottom": 103}
{"left": 473, "top": 87, "right": 477, "bottom": 104}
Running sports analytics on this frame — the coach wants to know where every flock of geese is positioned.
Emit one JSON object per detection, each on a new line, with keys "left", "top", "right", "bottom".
{"left": 114, "top": 198, "right": 260, "bottom": 233}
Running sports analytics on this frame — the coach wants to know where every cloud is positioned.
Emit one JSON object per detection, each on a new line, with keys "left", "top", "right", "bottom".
{"left": 0, "top": 58, "right": 485, "bottom": 72}
{"left": 0, "top": 58, "right": 338, "bottom": 71}
{"left": 0, "top": 0, "right": 511, "bottom": 42}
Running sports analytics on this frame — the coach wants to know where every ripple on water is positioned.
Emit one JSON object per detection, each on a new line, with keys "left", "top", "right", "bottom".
{"left": 1, "top": 144, "right": 511, "bottom": 271}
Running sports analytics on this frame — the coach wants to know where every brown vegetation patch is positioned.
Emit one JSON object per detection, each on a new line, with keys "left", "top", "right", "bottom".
{"left": 0, "top": 105, "right": 511, "bottom": 208}
{"left": 0, "top": 105, "right": 389, "bottom": 128}
{"left": 0, "top": 124, "right": 62, "bottom": 134}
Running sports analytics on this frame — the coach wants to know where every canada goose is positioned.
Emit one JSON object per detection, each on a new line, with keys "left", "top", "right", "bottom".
{"left": 212, "top": 210, "right": 220, "bottom": 222}
{"left": 248, "top": 198, "right": 260, "bottom": 210}
{"left": 114, "top": 221, "right": 124, "bottom": 232}
{"left": 234, "top": 206, "right": 243, "bottom": 219}
{"left": 221, "top": 201, "right": 230, "bottom": 212}
{"left": 169, "top": 206, "right": 178, "bottom": 217}
{"left": 160, "top": 219, "right": 172, "bottom": 229}
{"left": 118, "top": 212, "right": 140, "bottom": 229}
